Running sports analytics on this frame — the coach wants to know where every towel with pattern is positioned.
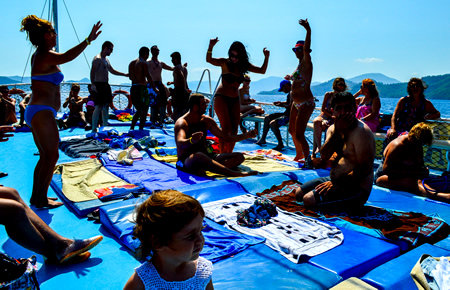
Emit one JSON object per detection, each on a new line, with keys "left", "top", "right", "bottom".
{"left": 257, "top": 180, "right": 450, "bottom": 248}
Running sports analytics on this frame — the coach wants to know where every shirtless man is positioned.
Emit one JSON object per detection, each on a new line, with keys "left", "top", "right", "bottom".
{"left": 375, "top": 123, "right": 448, "bottom": 202}
{"left": 294, "top": 92, "right": 375, "bottom": 209}
{"left": 287, "top": 19, "right": 315, "bottom": 162}
{"left": 148, "top": 45, "right": 174, "bottom": 124}
{"left": 175, "top": 93, "right": 258, "bottom": 177}
{"left": 129, "top": 47, "right": 155, "bottom": 130}
{"left": 168, "top": 51, "right": 190, "bottom": 122}
{"left": 90, "top": 41, "right": 128, "bottom": 132}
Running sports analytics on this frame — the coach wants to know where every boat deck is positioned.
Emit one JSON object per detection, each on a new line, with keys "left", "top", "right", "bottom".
{"left": 0, "top": 124, "right": 448, "bottom": 289}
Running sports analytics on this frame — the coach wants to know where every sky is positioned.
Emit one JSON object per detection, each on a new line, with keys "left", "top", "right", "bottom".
{"left": 1, "top": 0, "right": 450, "bottom": 85}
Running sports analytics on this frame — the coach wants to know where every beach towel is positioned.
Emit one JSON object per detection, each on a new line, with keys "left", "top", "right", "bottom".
{"left": 257, "top": 180, "right": 450, "bottom": 248}
{"left": 244, "top": 149, "right": 303, "bottom": 168}
{"left": 98, "top": 200, "right": 264, "bottom": 262}
{"left": 101, "top": 155, "right": 213, "bottom": 192}
{"left": 59, "top": 137, "right": 110, "bottom": 158}
{"left": 54, "top": 159, "right": 131, "bottom": 202}
{"left": 204, "top": 194, "right": 343, "bottom": 263}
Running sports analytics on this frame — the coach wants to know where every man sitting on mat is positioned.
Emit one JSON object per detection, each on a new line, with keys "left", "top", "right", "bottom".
{"left": 175, "top": 93, "right": 258, "bottom": 177}
{"left": 294, "top": 92, "right": 375, "bottom": 209}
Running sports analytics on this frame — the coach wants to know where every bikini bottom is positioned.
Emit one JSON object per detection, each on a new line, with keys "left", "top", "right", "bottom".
{"left": 25, "top": 104, "right": 57, "bottom": 127}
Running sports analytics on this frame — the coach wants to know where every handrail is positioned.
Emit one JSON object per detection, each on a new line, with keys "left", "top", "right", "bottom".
{"left": 195, "top": 69, "right": 212, "bottom": 95}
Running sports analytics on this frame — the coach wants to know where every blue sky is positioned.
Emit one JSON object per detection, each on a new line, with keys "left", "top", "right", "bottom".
{"left": 1, "top": 0, "right": 450, "bottom": 85}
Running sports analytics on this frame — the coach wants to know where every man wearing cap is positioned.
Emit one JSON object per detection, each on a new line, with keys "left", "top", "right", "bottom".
{"left": 175, "top": 93, "right": 258, "bottom": 177}
{"left": 256, "top": 80, "right": 292, "bottom": 150}
{"left": 287, "top": 19, "right": 315, "bottom": 162}
{"left": 147, "top": 45, "right": 178, "bottom": 124}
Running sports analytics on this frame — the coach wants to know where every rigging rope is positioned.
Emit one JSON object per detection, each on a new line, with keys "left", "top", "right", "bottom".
{"left": 62, "top": 0, "right": 91, "bottom": 70}
{"left": 21, "top": 0, "right": 49, "bottom": 83}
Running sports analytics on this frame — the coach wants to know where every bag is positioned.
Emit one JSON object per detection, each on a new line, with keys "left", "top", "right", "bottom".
{"left": 411, "top": 254, "right": 449, "bottom": 290}
{"left": 422, "top": 171, "right": 450, "bottom": 195}
{"left": 0, "top": 253, "right": 39, "bottom": 290}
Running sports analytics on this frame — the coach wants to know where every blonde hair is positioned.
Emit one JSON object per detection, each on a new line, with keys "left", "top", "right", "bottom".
{"left": 361, "top": 78, "right": 379, "bottom": 98}
{"left": 133, "top": 190, "right": 204, "bottom": 257}
{"left": 409, "top": 122, "right": 433, "bottom": 146}
{"left": 20, "top": 15, "right": 55, "bottom": 48}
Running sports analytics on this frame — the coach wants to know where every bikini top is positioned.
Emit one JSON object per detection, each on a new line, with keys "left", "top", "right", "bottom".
{"left": 31, "top": 71, "right": 64, "bottom": 86}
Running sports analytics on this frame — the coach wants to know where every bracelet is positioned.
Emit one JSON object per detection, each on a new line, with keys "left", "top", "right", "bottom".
{"left": 85, "top": 38, "right": 91, "bottom": 45}
{"left": 207, "top": 50, "right": 212, "bottom": 54}
{"left": 189, "top": 137, "right": 193, "bottom": 144}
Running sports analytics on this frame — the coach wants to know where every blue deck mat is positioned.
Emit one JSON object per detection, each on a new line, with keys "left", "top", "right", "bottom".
{"left": 236, "top": 169, "right": 330, "bottom": 194}
{"left": 99, "top": 198, "right": 265, "bottom": 263}
{"left": 367, "top": 185, "right": 450, "bottom": 222}
{"left": 177, "top": 178, "right": 249, "bottom": 203}
{"left": 435, "top": 236, "right": 450, "bottom": 250}
{"left": 362, "top": 243, "right": 450, "bottom": 289}
{"left": 307, "top": 227, "right": 400, "bottom": 279}
{"left": 213, "top": 243, "right": 342, "bottom": 289}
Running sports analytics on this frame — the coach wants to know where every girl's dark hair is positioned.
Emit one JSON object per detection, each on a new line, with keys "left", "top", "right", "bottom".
{"left": 227, "top": 41, "right": 250, "bottom": 73}
{"left": 20, "top": 15, "right": 55, "bottom": 48}
{"left": 332, "top": 77, "right": 347, "bottom": 92}
{"left": 133, "top": 190, "right": 205, "bottom": 257}
{"left": 407, "top": 78, "right": 427, "bottom": 99}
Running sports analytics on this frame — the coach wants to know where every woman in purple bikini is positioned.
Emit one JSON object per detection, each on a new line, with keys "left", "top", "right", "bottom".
{"left": 354, "top": 78, "right": 381, "bottom": 132}
{"left": 21, "top": 15, "right": 101, "bottom": 208}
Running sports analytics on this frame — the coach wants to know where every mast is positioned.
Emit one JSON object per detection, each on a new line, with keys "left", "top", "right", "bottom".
{"left": 52, "top": 0, "right": 59, "bottom": 52}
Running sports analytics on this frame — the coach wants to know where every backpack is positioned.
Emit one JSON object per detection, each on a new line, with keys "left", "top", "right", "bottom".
{"left": 0, "top": 253, "right": 39, "bottom": 290}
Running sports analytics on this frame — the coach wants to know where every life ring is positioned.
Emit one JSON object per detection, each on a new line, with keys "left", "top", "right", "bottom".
{"left": 110, "top": 89, "right": 132, "bottom": 111}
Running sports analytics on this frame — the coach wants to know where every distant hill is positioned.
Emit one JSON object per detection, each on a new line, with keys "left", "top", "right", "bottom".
{"left": 348, "top": 73, "right": 400, "bottom": 84}
{"left": 258, "top": 73, "right": 450, "bottom": 100}
{"left": 66, "top": 77, "right": 90, "bottom": 83}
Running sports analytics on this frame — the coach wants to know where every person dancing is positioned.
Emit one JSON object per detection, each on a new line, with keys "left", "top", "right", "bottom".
{"left": 207, "top": 38, "right": 269, "bottom": 153}
{"left": 21, "top": 15, "right": 101, "bottom": 208}
{"left": 287, "top": 19, "right": 315, "bottom": 162}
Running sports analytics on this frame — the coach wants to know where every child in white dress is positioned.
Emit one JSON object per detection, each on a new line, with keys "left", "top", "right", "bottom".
{"left": 124, "top": 190, "right": 213, "bottom": 290}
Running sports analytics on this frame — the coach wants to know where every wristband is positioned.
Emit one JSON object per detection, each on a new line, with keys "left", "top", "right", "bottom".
{"left": 85, "top": 38, "right": 91, "bottom": 45}
{"left": 207, "top": 50, "right": 212, "bottom": 54}
{"left": 189, "top": 137, "right": 193, "bottom": 144}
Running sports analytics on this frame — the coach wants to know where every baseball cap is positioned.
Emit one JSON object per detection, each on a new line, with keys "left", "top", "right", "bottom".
{"left": 278, "top": 80, "right": 291, "bottom": 92}
{"left": 292, "top": 40, "right": 312, "bottom": 52}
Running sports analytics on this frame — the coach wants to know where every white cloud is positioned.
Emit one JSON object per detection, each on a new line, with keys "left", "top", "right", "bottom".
{"left": 355, "top": 57, "right": 384, "bottom": 63}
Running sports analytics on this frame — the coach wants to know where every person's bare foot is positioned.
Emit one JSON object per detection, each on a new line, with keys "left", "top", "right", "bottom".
{"left": 30, "top": 197, "right": 64, "bottom": 209}
{"left": 293, "top": 154, "right": 305, "bottom": 162}
{"left": 57, "top": 236, "right": 103, "bottom": 264}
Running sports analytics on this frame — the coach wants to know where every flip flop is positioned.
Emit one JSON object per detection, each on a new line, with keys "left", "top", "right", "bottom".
{"left": 59, "top": 236, "right": 103, "bottom": 264}
{"left": 45, "top": 251, "right": 91, "bottom": 265}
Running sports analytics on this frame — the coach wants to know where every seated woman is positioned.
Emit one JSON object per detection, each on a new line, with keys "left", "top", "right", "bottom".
{"left": 354, "top": 78, "right": 380, "bottom": 132}
{"left": 239, "top": 75, "right": 264, "bottom": 118}
{"left": 62, "top": 83, "right": 87, "bottom": 128}
{"left": 375, "top": 122, "right": 449, "bottom": 203}
{"left": 0, "top": 86, "right": 18, "bottom": 126}
{"left": 386, "top": 78, "right": 440, "bottom": 143}
{"left": 312, "top": 77, "right": 347, "bottom": 157}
